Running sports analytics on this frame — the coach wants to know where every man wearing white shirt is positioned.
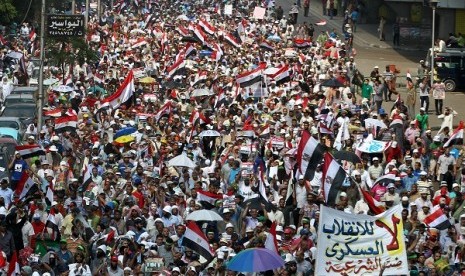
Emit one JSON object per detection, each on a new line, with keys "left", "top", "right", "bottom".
{"left": 0, "top": 179, "right": 13, "bottom": 207}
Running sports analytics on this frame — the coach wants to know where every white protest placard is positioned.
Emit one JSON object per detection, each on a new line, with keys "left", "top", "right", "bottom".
{"left": 252, "top": 7, "right": 266, "bottom": 20}
{"left": 224, "top": 4, "right": 233, "bottom": 15}
{"left": 316, "top": 205, "right": 408, "bottom": 276}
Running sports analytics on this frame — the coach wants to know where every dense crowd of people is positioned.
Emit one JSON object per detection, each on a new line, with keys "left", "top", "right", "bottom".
{"left": 0, "top": 0, "right": 463, "bottom": 275}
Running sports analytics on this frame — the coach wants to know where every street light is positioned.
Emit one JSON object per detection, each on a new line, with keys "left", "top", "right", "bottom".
{"left": 430, "top": 0, "right": 439, "bottom": 87}
{"left": 37, "top": 0, "right": 46, "bottom": 132}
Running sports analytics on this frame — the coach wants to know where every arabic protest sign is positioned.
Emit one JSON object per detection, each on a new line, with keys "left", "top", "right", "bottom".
{"left": 356, "top": 139, "right": 387, "bottom": 153}
{"left": 224, "top": 4, "right": 233, "bottom": 15}
{"left": 316, "top": 205, "right": 408, "bottom": 276}
{"left": 47, "top": 15, "right": 85, "bottom": 37}
{"left": 252, "top": 7, "right": 266, "bottom": 19}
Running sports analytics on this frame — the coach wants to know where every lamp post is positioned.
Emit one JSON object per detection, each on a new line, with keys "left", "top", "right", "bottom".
{"left": 430, "top": 0, "right": 439, "bottom": 87}
{"left": 37, "top": 0, "right": 46, "bottom": 132}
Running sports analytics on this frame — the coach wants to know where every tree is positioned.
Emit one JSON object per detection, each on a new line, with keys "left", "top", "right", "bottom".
{"left": 0, "top": 0, "right": 18, "bottom": 24}
{"left": 46, "top": 36, "right": 98, "bottom": 83}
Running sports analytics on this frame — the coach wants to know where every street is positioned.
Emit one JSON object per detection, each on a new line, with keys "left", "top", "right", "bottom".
{"left": 274, "top": 0, "right": 464, "bottom": 130}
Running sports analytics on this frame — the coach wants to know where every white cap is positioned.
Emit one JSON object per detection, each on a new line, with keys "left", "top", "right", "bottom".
{"left": 340, "top": 192, "right": 347, "bottom": 197}
{"left": 162, "top": 206, "right": 172, "bottom": 213}
{"left": 172, "top": 267, "right": 181, "bottom": 272}
{"left": 226, "top": 223, "right": 234, "bottom": 229}
{"left": 372, "top": 157, "right": 379, "bottom": 161}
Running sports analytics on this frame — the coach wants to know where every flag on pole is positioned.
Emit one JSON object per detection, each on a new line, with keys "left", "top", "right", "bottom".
{"left": 444, "top": 121, "right": 464, "bottom": 147}
{"left": 424, "top": 205, "right": 452, "bottom": 230}
{"left": 15, "top": 145, "right": 45, "bottom": 159}
{"left": 360, "top": 189, "right": 385, "bottom": 215}
{"left": 321, "top": 152, "right": 347, "bottom": 206}
{"left": 197, "top": 190, "right": 224, "bottom": 209}
{"left": 100, "top": 70, "right": 135, "bottom": 109}
{"left": 154, "top": 101, "right": 173, "bottom": 122}
{"left": 45, "top": 208, "right": 61, "bottom": 241}
{"left": 29, "top": 29, "right": 37, "bottom": 42}
{"left": 264, "top": 221, "right": 278, "bottom": 253}
{"left": 296, "top": 130, "right": 325, "bottom": 181}
{"left": 182, "top": 221, "right": 214, "bottom": 261}
{"left": 224, "top": 32, "right": 241, "bottom": 48}
{"left": 7, "top": 251, "right": 20, "bottom": 276}
{"left": 199, "top": 19, "right": 217, "bottom": 35}
{"left": 54, "top": 115, "right": 78, "bottom": 133}
{"left": 15, "top": 172, "right": 38, "bottom": 200}
{"left": 235, "top": 62, "right": 266, "bottom": 88}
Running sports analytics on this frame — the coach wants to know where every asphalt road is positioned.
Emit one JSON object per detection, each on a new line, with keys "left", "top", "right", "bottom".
{"left": 273, "top": 0, "right": 464, "bottom": 130}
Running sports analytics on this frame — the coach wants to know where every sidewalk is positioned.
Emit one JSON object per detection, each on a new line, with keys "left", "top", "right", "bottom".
{"left": 305, "top": 1, "right": 429, "bottom": 51}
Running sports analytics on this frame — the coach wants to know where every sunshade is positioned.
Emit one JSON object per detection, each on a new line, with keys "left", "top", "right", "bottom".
{"left": 185, "top": 210, "right": 223, "bottom": 221}
{"left": 167, "top": 154, "right": 196, "bottom": 168}
{"left": 51, "top": 85, "right": 74, "bottom": 93}
{"left": 191, "top": 88, "right": 213, "bottom": 97}
{"left": 114, "top": 127, "right": 136, "bottom": 143}
{"left": 226, "top": 248, "right": 285, "bottom": 272}
{"left": 364, "top": 118, "right": 388, "bottom": 129}
{"left": 199, "top": 130, "right": 221, "bottom": 137}
{"left": 321, "top": 78, "right": 345, "bottom": 87}
{"left": 139, "top": 76, "right": 156, "bottom": 84}
{"left": 333, "top": 150, "right": 362, "bottom": 164}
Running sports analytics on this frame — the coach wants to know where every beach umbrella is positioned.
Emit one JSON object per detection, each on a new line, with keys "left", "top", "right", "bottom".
{"left": 176, "top": 14, "right": 190, "bottom": 21}
{"left": 333, "top": 150, "right": 362, "bottom": 164}
{"left": 163, "top": 81, "right": 183, "bottom": 89}
{"left": 199, "top": 130, "right": 221, "bottom": 137}
{"left": 191, "top": 88, "right": 213, "bottom": 97}
{"left": 167, "top": 154, "right": 196, "bottom": 168}
{"left": 43, "top": 78, "right": 59, "bottom": 86}
{"left": 139, "top": 76, "right": 156, "bottom": 84}
{"left": 114, "top": 127, "right": 136, "bottom": 144}
{"left": 267, "top": 34, "right": 281, "bottom": 42}
{"left": 226, "top": 248, "right": 285, "bottom": 272}
{"left": 186, "top": 210, "right": 223, "bottom": 221}
{"left": 51, "top": 85, "right": 74, "bottom": 93}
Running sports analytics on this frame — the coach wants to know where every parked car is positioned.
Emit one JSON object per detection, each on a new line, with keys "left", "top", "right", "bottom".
{"left": 0, "top": 127, "right": 22, "bottom": 143}
{"left": 0, "top": 117, "right": 27, "bottom": 138}
{"left": 0, "top": 151, "right": 11, "bottom": 181}
{"left": 426, "top": 48, "right": 465, "bottom": 91}
{"left": 0, "top": 137, "right": 19, "bottom": 157}
{"left": 1, "top": 103, "right": 37, "bottom": 121}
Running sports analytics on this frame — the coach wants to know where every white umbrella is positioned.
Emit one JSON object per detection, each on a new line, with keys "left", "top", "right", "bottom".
{"left": 186, "top": 210, "right": 223, "bottom": 221}
{"left": 191, "top": 88, "right": 213, "bottom": 97}
{"left": 43, "top": 78, "right": 59, "bottom": 86}
{"left": 51, "top": 84, "right": 74, "bottom": 93}
{"left": 130, "top": 29, "right": 146, "bottom": 35}
{"left": 6, "top": 51, "right": 23, "bottom": 59}
{"left": 176, "top": 14, "right": 190, "bottom": 21}
{"left": 199, "top": 130, "right": 221, "bottom": 137}
{"left": 364, "top": 118, "right": 388, "bottom": 129}
{"left": 167, "top": 154, "right": 196, "bottom": 168}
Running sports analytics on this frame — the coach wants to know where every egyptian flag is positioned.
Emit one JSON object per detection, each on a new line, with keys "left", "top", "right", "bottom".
{"left": 268, "top": 65, "right": 290, "bottom": 85}
{"left": 176, "top": 25, "right": 190, "bottom": 37}
{"left": 424, "top": 205, "right": 452, "bottom": 230}
{"left": 131, "top": 37, "right": 147, "bottom": 49}
{"left": 264, "top": 221, "right": 278, "bottom": 253}
{"left": 192, "top": 71, "right": 208, "bottom": 86}
{"left": 15, "top": 172, "right": 38, "bottom": 200}
{"left": 81, "top": 164, "right": 93, "bottom": 191}
{"left": 236, "top": 62, "right": 266, "bottom": 88}
{"left": 193, "top": 25, "right": 207, "bottom": 44}
{"left": 360, "top": 189, "right": 385, "bottom": 215}
{"left": 214, "top": 89, "right": 226, "bottom": 108}
{"left": 189, "top": 110, "right": 212, "bottom": 125}
{"left": 444, "top": 121, "right": 464, "bottom": 148}
{"left": 100, "top": 70, "right": 135, "bottom": 109}
{"left": 54, "top": 115, "right": 78, "bottom": 133}
{"left": 154, "top": 101, "right": 173, "bottom": 122}
{"left": 260, "top": 41, "right": 275, "bottom": 52}
{"left": 321, "top": 152, "right": 347, "bottom": 206}
{"left": 199, "top": 19, "right": 216, "bottom": 35}
{"left": 29, "top": 29, "right": 37, "bottom": 42}
{"left": 197, "top": 190, "right": 224, "bottom": 209}
{"left": 294, "top": 38, "right": 312, "bottom": 48}
{"left": 183, "top": 43, "right": 196, "bottom": 58}
{"left": 45, "top": 208, "right": 61, "bottom": 241}
{"left": 15, "top": 145, "right": 45, "bottom": 159}
{"left": 296, "top": 131, "right": 325, "bottom": 181}
{"left": 389, "top": 114, "right": 404, "bottom": 128}
{"left": 182, "top": 221, "right": 214, "bottom": 260}
{"left": 166, "top": 57, "right": 186, "bottom": 78}
{"left": 224, "top": 32, "right": 241, "bottom": 48}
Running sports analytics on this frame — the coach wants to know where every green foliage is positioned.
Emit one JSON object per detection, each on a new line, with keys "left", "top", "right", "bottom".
{"left": 46, "top": 36, "right": 98, "bottom": 76}
{"left": 0, "top": 0, "right": 18, "bottom": 23}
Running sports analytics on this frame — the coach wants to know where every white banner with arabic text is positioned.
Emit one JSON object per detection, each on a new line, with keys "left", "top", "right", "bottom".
{"left": 316, "top": 205, "right": 408, "bottom": 276}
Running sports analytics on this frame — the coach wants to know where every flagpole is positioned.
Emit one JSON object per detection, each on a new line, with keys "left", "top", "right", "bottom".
{"left": 37, "top": 0, "right": 46, "bottom": 133}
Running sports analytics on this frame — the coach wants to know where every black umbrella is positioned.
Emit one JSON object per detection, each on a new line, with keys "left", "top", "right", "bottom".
{"left": 163, "top": 81, "right": 184, "bottom": 89}
{"left": 321, "top": 78, "right": 345, "bottom": 87}
{"left": 333, "top": 150, "right": 361, "bottom": 164}
{"left": 241, "top": 197, "right": 268, "bottom": 211}
{"left": 181, "top": 36, "right": 200, "bottom": 43}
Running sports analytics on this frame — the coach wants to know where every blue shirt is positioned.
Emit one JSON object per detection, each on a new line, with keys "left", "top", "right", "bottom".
{"left": 11, "top": 160, "right": 28, "bottom": 181}
{"left": 403, "top": 175, "right": 418, "bottom": 191}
